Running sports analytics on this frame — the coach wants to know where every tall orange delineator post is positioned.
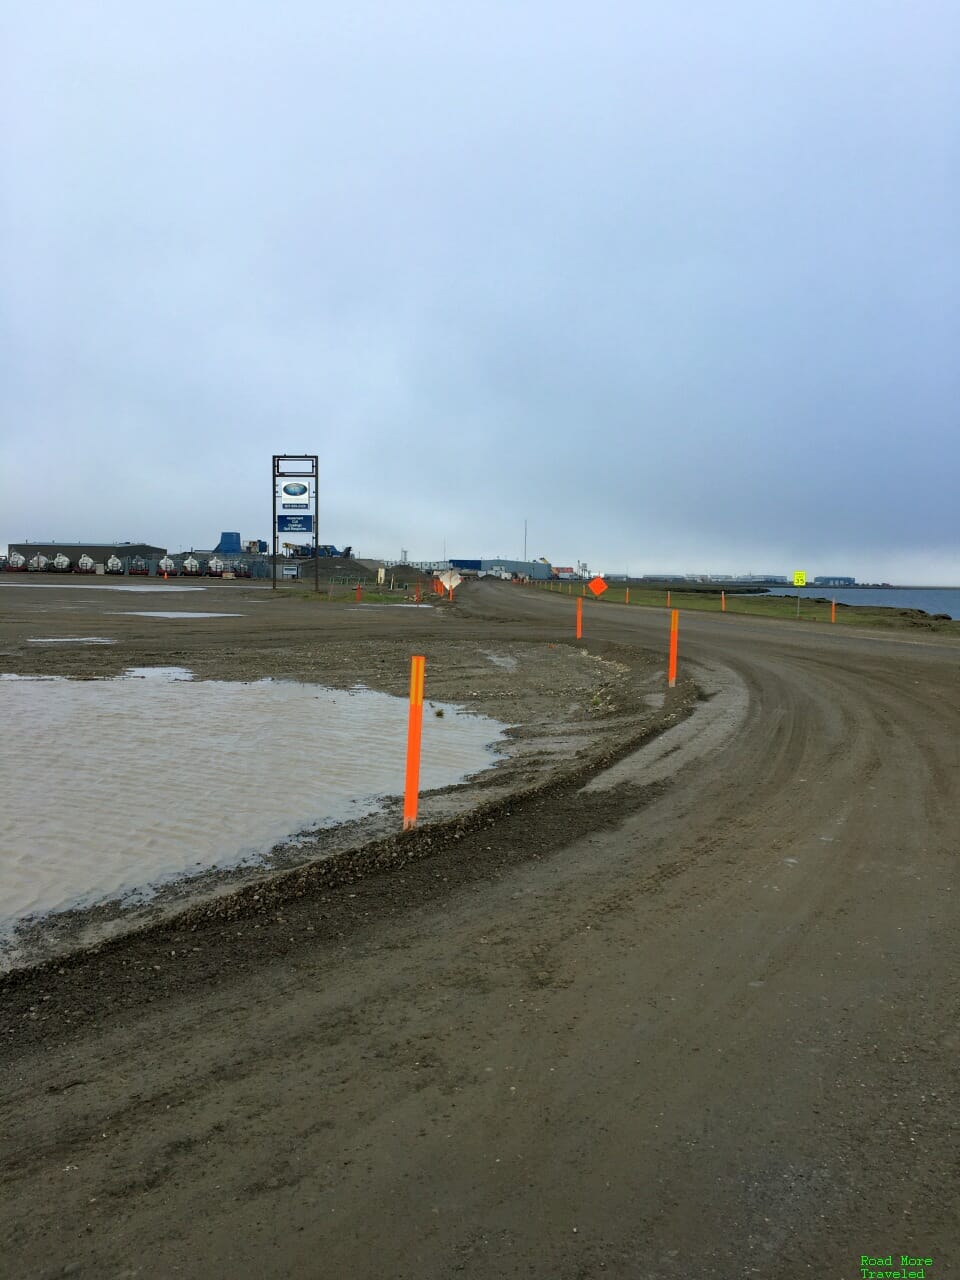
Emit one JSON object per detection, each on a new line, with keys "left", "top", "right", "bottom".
{"left": 625, "top": 587, "right": 630, "bottom": 605}
{"left": 831, "top": 599, "right": 836, "bottom": 623}
{"left": 721, "top": 590, "right": 726, "bottom": 612}
{"left": 668, "top": 609, "right": 679, "bottom": 688}
{"left": 576, "top": 596, "right": 583, "bottom": 640}
{"left": 403, "top": 655, "right": 426, "bottom": 830}
{"left": 448, "top": 585, "right": 453, "bottom": 601}
{"left": 356, "top": 583, "right": 361, "bottom": 602}
{"left": 666, "top": 590, "right": 671, "bottom": 608}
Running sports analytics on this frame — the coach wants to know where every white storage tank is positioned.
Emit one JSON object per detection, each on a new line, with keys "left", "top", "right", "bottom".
{"left": 105, "top": 554, "right": 124, "bottom": 574}
{"left": 157, "top": 556, "right": 176, "bottom": 576}
{"left": 206, "top": 556, "right": 224, "bottom": 576}
{"left": 7, "top": 551, "right": 26, "bottom": 571}
{"left": 182, "top": 555, "right": 201, "bottom": 575}
{"left": 28, "top": 554, "right": 49, "bottom": 571}
{"left": 52, "top": 553, "right": 72, "bottom": 572}
{"left": 77, "top": 554, "right": 96, "bottom": 574}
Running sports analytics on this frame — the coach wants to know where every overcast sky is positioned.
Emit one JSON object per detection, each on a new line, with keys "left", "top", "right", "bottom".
{"left": 2, "top": 2, "right": 958, "bottom": 580}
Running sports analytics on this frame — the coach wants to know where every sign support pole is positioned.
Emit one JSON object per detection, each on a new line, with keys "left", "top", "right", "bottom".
{"left": 272, "top": 455, "right": 278, "bottom": 591}
{"left": 314, "top": 473, "right": 319, "bottom": 594}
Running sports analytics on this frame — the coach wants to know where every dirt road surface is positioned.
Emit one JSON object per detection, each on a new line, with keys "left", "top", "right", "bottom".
{"left": 1, "top": 581, "right": 958, "bottom": 1278}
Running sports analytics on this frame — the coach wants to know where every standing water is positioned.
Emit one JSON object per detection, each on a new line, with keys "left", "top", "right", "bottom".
{"left": 757, "top": 586, "right": 960, "bottom": 619}
{"left": 0, "top": 670, "right": 508, "bottom": 965}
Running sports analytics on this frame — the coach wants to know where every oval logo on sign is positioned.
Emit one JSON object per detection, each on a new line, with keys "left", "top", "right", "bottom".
{"left": 282, "top": 482, "right": 308, "bottom": 496}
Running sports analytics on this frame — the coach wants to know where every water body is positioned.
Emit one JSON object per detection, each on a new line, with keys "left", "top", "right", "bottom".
{"left": 757, "top": 587, "right": 960, "bottom": 620}
{"left": 0, "top": 670, "right": 508, "bottom": 962}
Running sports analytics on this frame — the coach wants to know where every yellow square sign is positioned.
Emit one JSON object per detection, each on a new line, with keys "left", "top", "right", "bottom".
{"left": 793, "top": 571, "right": 806, "bottom": 587}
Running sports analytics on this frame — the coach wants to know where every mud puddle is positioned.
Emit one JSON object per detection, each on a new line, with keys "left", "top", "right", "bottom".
{"left": 0, "top": 668, "right": 508, "bottom": 968}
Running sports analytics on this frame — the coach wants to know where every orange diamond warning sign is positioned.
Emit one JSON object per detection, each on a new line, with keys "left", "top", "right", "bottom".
{"left": 588, "top": 576, "right": 608, "bottom": 596}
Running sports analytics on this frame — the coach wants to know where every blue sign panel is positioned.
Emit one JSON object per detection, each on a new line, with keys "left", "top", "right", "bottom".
{"left": 277, "top": 514, "right": 314, "bottom": 533}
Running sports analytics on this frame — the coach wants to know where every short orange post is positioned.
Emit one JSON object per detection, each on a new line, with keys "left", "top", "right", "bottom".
{"left": 831, "top": 599, "right": 836, "bottom": 624}
{"left": 667, "top": 589, "right": 671, "bottom": 608}
{"left": 403, "top": 655, "right": 426, "bottom": 830}
{"left": 721, "top": 590, "right": 726, "bottom": 612}
{"left": 576, "top": 596, "right": 583, "bottom": 640}
{"left": 356, "top": 583, "right": 361, "bottom": 602}
{"left": 448, "top": 585, "right": 453, "bottom": 601}
{"left": 625, "top": 587, "right": 630, "bottom": 605}
{"left": 668, "top": 609, "right": 679, "bottom": 688}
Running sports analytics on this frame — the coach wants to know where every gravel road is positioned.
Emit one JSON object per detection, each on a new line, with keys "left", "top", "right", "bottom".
{"left": 1, "top": 579, "right": 958, "bottom": 1278}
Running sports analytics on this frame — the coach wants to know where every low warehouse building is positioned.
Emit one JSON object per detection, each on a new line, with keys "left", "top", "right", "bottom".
{"left": 9, "top": 541, "right": 166, "bottom": 564}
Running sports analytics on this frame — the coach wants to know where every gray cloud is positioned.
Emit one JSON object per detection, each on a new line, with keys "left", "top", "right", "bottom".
{"left": 3, "top": 1, "right": 959, "bottom": 579}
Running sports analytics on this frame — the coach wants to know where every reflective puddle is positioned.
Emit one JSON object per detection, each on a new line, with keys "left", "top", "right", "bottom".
{"left": 27, "top": 637, "right": 117, "bottom": 645}
{"left": 107, "top": 611, "right": 244, "bottom": 619}
{"left": 482, "top": 651, "right": 518, "bottom": 671}
{"left": 0, "top": 670, "right": 508, "bottom": 962}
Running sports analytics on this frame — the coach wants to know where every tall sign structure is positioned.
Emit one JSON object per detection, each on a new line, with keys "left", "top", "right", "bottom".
{"left": 272, "top": 455, "right": 319, "bottom": 591}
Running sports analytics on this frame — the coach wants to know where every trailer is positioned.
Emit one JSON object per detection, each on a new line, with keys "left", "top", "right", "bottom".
{"left": 157, "top": 556, "right": 177, "bottom": 577}
{"left": 181, "top": 556, "right": 202, "bottom": 576}
{"left": 206, "top": 556, "right": 224, "bottom": 577}
{"left": 5, "top": 551, "right": 26, "bottom": 572}
{"left": 105, "top": 554, "right": 124, "bottom": 574}
{"left": 28, "top": 554, "right": 49, "bottom": 572}
{"left": 51, "top": 553, "right": 73, "bottom": 573}
{"left": 76, "top": 554, "right": 96, "bottom": 574}
{"left": 129, "top": 556, "right": 149, "bottom": 576}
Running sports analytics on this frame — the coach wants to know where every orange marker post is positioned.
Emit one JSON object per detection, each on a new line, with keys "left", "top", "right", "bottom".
{"left": 576, "top": 596, "right": 583, "bottom": 640}
{"left": 356, "top": 583, "right": 361, "bottom": 602}
{"left": 414, "top": 582, "right": 421, "bottom": 604}
{"left": 625, "top": 587, "right": 630, "bottom": 605}
{"left": 666, "top": 589, "right": 671, "bottom": 608}
{"left": 668, "top": 609, "right": 679, "bottom": 688}
{"left": 831, "top": 598, "right": 836, "bottom": 624}
{"left": 721, "top": 590, "right": 726, "bottom": 613}
{"left": 403, "top": 655, "right": 426, "bottom": 830}
{"left": 448, "top": 585, "right": 453, "bottom": 601}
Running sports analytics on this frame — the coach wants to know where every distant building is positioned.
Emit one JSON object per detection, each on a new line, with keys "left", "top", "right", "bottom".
{"left": 813, "top": 576, "right": 856, "bottom": 587}
{"left": 390, "top": 557, "right": 553, "bottom": 580}
{"left": 9, "top": 540, "right": 166, "bottom": 562}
